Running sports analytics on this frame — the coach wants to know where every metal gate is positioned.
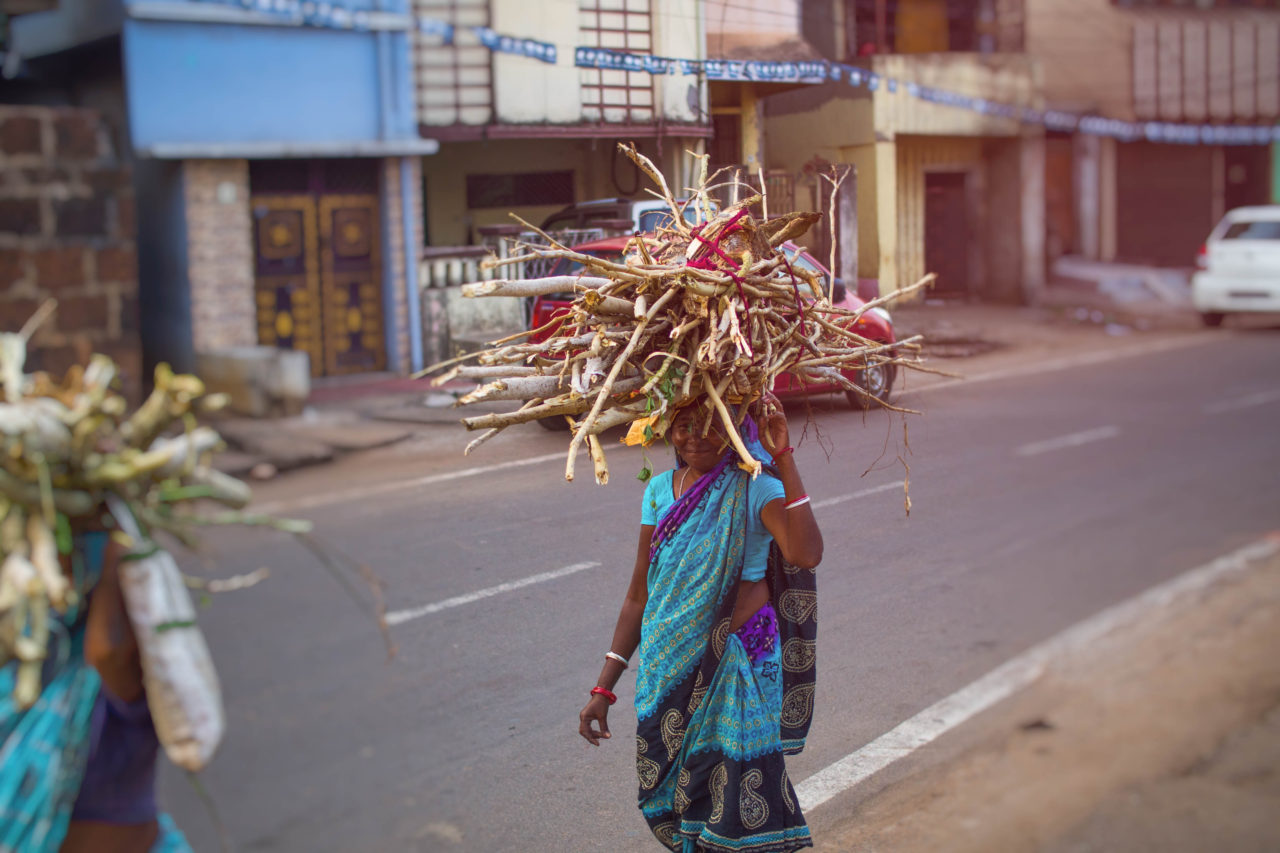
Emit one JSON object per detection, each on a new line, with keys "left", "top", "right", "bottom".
{"left": 250, "top": 161, "right": 386, "bottom": 376}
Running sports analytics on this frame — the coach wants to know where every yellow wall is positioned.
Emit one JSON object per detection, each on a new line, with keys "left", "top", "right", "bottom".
{"left": 872, "top": 54, "right": 1038, "bottom": 137}
{"left": 836, "top": 143, "right": 880, "bottom": 281}
{"left": 766, "top": 97, "right": 876, "bottom": 168}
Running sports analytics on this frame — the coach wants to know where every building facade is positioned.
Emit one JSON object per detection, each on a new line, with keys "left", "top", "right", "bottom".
{"left": 753, "top": 0, "right": 1045, "bottom": 303}
{"left": 6, "top": 0, "right": 436, "bottom": 379}
{"left": 1027, "top": 0, "right": 1279, "bottom": 268}
{"left": 412, "top": 0, "right": 710, "bottom": 248}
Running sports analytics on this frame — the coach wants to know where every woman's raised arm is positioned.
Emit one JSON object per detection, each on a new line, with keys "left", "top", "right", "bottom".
{"left": 757, "top": 397, "right": 823, "bottom": 569}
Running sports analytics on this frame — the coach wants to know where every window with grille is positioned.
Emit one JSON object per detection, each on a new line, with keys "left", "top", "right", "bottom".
{"left": 415, "top": 0, "right": 494, "bottom": 126}
{"left": 579, "top": 0, "right": 656, "bottom": 123}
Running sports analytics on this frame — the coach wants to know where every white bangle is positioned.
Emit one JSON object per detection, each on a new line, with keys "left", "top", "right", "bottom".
{"left": 605, "top": 651, "right": 629, "bottom": 668}
{"left": 784, "top": 495, "right": 811, "bottom": 510}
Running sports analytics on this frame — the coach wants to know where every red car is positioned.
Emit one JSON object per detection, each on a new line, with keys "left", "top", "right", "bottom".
{"left": 529, "top": 236, "right": 896, "bottom": 429}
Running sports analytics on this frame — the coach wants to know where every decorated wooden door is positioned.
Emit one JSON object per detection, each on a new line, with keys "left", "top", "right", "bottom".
{"left": 318, "top": 195, "right": 385, "bottom": 375}
{"left": 250, "top": 161, "right": 386, "bottom": 376}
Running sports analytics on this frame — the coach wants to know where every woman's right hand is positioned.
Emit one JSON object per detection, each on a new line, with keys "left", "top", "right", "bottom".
{"left": 578, "top": 695, "right": 612, "bottom": 746}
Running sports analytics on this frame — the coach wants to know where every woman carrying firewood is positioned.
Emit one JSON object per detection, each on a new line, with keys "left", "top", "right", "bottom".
{"left": 0, "top": 523, "right": 191, "bottom": 852}
{"left": 578, "top": 391, "right": 823, "bottom": 852}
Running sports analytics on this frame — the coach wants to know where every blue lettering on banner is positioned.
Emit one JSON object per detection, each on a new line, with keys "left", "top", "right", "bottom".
{"left": 417, "top": 16, "right": 455, "bottom": 43}
{"left": 474, "top": 27, "right": 557, "bottom": 64}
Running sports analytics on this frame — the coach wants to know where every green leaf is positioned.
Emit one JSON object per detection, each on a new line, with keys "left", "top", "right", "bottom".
{"left": 55, "top": 514, "right": 73, "bottom": 556}
{"left": 154, "top": 619, "right": 197, "bottom": 634}
{"left": 643, "top": 424, "right": 655, "bottom": 442}
{"left": 636, "top": 465, "right": 652, "bottom": 482}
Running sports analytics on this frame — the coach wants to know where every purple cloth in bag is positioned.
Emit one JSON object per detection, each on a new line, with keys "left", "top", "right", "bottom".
{"left": 70, "top": 685, "right": 160, "bottom": 824}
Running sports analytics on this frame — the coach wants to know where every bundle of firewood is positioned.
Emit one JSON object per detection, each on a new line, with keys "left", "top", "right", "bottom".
{"left": 0, "top": 302, "right": 305, "bottom": 708}
{"left": 431, "top": 145, "right": 931, "bottom": 484}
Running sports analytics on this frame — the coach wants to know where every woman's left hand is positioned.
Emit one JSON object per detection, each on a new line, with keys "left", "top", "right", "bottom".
{"left": 758, "top": 392, "right": 790, "bottom": 459}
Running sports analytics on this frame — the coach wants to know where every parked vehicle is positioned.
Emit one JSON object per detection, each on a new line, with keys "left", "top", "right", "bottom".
{"left": 1192, "top": 205, "right": 1280, "bottom": 327}
{"left": 539, "top": 197, "right": 713, "bottom": 235}
{"left": 529, "top": 235, "right": 896, "bottom": 430}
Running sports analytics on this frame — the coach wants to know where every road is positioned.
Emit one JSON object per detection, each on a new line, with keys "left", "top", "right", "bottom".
{"left": 160, "top": 327, "right": 1280, "bottom": 852}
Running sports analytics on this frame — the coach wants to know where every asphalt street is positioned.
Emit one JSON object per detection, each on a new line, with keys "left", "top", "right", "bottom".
{"left": 159, "top": 327, "right": 1280, "bottom": 852}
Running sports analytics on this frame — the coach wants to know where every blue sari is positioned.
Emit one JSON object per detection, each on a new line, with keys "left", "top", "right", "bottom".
{"left": 0, "top": 535, "right": 106, "bottom": 851}
{"left": 0, "top": 534, "right": 192, "bottom": 853}
{"left": 636, "top": 431, "right": 818, "bottom": 852}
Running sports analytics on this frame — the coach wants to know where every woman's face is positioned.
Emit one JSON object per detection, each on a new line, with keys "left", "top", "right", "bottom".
{"left": 671, "top": 406, "right": 729, "bottom": 473}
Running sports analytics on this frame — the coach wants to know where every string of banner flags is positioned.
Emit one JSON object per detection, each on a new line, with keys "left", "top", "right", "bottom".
{"left": 176, "top": 0, "right": 1279, "bottom": 146}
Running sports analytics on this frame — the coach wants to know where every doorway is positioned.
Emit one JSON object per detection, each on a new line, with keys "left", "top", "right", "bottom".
{"left": 924, "top": 171, "right": 970, "bottom": 296}
{"left": 249, "top": 159, "right": 387, "bottom": 377}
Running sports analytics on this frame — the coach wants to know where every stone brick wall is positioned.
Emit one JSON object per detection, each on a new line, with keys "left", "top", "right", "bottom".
{"left": 0, "top": 106, "right": 141, "bottom": 390}
{"left": 183, "top": 159, "right": 256, "bottom": 353}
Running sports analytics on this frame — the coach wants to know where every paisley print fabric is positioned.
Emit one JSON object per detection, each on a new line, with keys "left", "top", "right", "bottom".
{"left": 634, "top": 425, "right": 817, "bottom": 853}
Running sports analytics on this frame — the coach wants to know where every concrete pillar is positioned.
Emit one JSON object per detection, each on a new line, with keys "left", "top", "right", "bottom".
{"left": 875, "top": 138, "right": 898, "bottom": 297}
{"left": 1020, "top": 130, "right": 1046, "bottom": 302}
{"left": 838, "top": 165, "right": 858, "bottom": 290}
{"left": 182, "top": 159, "right": 255, "bottom": 353}
{"left": 1273, "top": 142, "right": 1280, "bottom": 203}
{"left": 1099, "top": 137, "right": 1117, "bottom": 262}
{"left": 741, "top": 84, "right": 765, "bottom": 170}
{"left": 1074, "top": 133, "right": 1100, "bottom": 260}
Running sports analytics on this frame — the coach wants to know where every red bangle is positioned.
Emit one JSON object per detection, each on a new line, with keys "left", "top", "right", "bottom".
{"left": 590, "top": 686, "right": 617, "bottom": 705}
{"left": 773, "top": 446, "right": 794, "bottom": 459}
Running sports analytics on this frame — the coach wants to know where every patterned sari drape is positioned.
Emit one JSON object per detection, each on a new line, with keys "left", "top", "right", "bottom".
{"left": 636, "top": 458, "right": 817, "bottom": 853}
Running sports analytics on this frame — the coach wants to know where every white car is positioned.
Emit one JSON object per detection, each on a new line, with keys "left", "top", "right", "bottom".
{"left": 1192, "top": 205, "right": 1280, "bottom": 327}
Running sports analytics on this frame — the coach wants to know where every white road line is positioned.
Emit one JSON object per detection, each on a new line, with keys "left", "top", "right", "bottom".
{"left": 257, "top": 335, "right": 1215, "bottom": 516}
{"left": 382, "top": 483, "right": 899, "bottom": 626}
{"left": 1015, "top": 425, "right": 1120, "bottom": 457}
{"left": 385, "top": 561, "right": 601, "bottom": 627}
{"left": 812, "top": 481, "right": 903, "bottom": 509}
{"left": 796, "top": 534, "right": 1280, "bottom": 813}
{"left": 253, "top": 451, "right": 572, "bottom": 515}
{"left": 1204, "top": 388, "right": 1280, "bottom": 415}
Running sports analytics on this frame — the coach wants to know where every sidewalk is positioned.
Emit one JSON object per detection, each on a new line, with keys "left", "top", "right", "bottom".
{"left": 212, "top": 284, "right": 1210, "bottom": 478}
{"left": 813, "top": 545, "right": 1280, "bottom": 853}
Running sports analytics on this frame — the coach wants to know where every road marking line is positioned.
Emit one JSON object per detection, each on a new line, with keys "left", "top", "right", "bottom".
{"left": 1204, "top": 388, "right": 1280, "bottom": 415}
{"left": 385, "top": 561, "right": 601, "bottom": 627}
{"left": 904, "top": 334, "right": 1218, "bottom": 397}
{"left": 813, "top": 481, "right": 903, "bottom": 509}
{"left": 257, "top": 336, "right": 1213, "bottom": 516}
{"left": 1015, "top": 425, "right": 1120, "bottom": 457}
{"left": 796, "top": 535, "right": 1280, "bottom": 813}
{"left": 253, "top": 451, "right": 572, "bottom": 515}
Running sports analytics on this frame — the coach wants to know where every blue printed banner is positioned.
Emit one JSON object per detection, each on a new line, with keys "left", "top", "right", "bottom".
{"left": 417, "top": 16, "right": 455, "bottom": 44}
{"left": 575, "top": 47, "right": 829, "bottom": 84}
{"left": 575, "top": 47, "right": 684, "bottom": 74}
{"left": 475, "top": 27, "right": 557, "bottom": 64}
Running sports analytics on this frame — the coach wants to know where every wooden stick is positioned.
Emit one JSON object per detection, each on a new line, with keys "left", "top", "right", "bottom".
{"left": 701, "top": 374, "right": 760, "bottom": 478}
{"left": 462, "top": 276, "right": 613, "bottom": 299}
{"left": 565, "top": 286, "right": 678, "bottom": 482}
